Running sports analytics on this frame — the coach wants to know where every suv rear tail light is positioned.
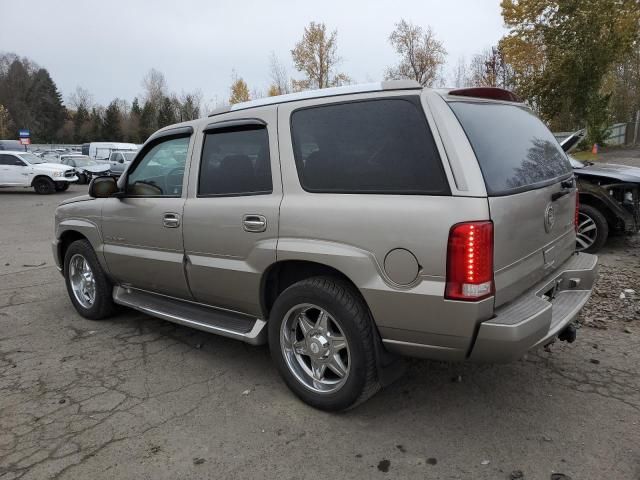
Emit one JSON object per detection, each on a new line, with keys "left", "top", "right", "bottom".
{"left": 575, "top": 192, "right": 580, "bottom": 232}
{"left": 445, "top": 221, "right": 494, "bottom": 301}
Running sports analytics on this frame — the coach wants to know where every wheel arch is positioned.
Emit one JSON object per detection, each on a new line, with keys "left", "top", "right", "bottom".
{"left": 260, "top": 260, "right": 365, "bottom": 321}
{"left": 31, "top": 174, "right": 54, "bottom": 187}
{"left": 578, "top": 192, "right": 619, "bottom": 229}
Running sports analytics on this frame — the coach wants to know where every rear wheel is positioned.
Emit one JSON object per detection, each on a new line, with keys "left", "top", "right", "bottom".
{"left": 33, "top": 177, "right": 55, "bottom": 194}
{"left": 268, "top": 277, "right": 380, "bottom": 411}
{"left": 576, "top": 204, "right": 608, "bottom": 253}
{"left": 64, "top": 239, "right": 116, "bottom": 320}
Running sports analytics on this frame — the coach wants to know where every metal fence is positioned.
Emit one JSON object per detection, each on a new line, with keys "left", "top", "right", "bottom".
{"left": 555, "top": 119, "right": 640, "bottom": 147}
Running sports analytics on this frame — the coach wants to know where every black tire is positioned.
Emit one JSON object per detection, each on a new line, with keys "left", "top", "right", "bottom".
{"left": 78, "top": 173, "right": 88, "bottom": 185}
{"left": 63, "top": 239, "right": 116, "bottom": 320}
{"left": 33, "top": 177, "right": 55, "bottom": 194}
{"left": 54, "top": 182, "right": 69, "bottom": 192}
{"left": 577, "top": 204, "right": 609, "bottom": 253}
{"left": 268, "top": 276, "right": 380, "bottom": 411}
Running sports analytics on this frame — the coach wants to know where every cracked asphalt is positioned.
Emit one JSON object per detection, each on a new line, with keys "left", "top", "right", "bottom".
{"left": 1, "top": 169, "right": 639, "bottom": 479}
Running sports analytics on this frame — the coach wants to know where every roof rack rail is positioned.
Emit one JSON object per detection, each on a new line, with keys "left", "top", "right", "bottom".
{"left": 209, "top": 80, "right": 422, "bottom": 117}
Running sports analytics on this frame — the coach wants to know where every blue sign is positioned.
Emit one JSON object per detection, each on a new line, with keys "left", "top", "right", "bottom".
{"left": 19, "top": 129, "right": 30, "bottom": 138}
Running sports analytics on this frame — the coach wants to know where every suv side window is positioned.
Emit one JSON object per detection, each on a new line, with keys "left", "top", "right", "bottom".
{"left": 290, "top": 98, "right": 450, "bottom": 195}
{"left": 126, "top": 136, "right": 190, "bottom": 197}
{"left": 0, "top": 154, "right": 24, "bottom": 166}
{"left": 198, "top": 126, "right": 272, "bottom": 196}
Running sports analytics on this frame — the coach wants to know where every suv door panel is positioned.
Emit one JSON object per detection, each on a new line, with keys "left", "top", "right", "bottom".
{"left": 101, "top": 134, "right": 193, "bottom": 298}
{"left": 183, "top": 106, "right": 281, "bottom": 316}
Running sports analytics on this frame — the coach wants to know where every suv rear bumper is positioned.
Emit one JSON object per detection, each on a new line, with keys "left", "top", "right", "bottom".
{"left": 468, "top": 252, "right": 597, "bottom": 362}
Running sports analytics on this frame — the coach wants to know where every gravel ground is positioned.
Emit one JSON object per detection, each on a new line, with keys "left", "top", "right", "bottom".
{"left": 1, "top": 153, "right": 639, "bottom": 479}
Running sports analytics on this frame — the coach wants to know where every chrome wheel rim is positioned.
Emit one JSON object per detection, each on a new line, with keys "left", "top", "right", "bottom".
{"left": 69, "top": 254, "right": 96, "bottom": 309}
{"left": 576, "top": 212, "right": 597, "bottom": 251}
{"left": 280, "top": 303, "right": 350, "bottom": 394}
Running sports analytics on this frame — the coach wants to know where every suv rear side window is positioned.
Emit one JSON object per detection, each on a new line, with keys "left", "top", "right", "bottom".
{"left": 449, "top": 102, "right": 572, "bottom": 196}
{"left": 199, "top": 126, "right": 272, "bottom": 196}
{"left": 290, "top": 98, "right": 449, "bottom": 195}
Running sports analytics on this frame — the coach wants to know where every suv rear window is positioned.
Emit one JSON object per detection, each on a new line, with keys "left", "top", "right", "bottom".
{"left": 449, "top": 101, "right": 571, "bottom": 196}
{"left": 290, "top": 98, "right": 449, "bottom": 195}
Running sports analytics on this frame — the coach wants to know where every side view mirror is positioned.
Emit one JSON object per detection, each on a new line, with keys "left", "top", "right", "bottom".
{"left": 88, "top": 176, "right": 119, "bottom": 198}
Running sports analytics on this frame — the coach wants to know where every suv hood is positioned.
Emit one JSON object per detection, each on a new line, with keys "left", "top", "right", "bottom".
{"left": 560, "top": 129, "right": 585, "bottom": 153}
{"left": 572, "top": 159, "right": 640, "bottom": 183}
{"left": 35, "top": 162, "right": 75, "bottom": 173}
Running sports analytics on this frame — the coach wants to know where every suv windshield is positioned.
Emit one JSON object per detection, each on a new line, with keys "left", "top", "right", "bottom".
{"left": 19, "top": 153, "right": 46, "bottom": 164}
{"left": 449, "top": 101, "right": 572, "bottom": 196}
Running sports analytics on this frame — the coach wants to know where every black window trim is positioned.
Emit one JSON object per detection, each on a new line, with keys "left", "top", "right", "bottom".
{"left": 196, "top": 120, "right": 274, "bottom": 198}
{"left": 289, "top": 95, "right": 452, "bottom": 196}
{"left": 0, "top": 154, "right": 26, "bottom": 166}
{"left": 122, "top": 128, "right": 193, "bottom": 198}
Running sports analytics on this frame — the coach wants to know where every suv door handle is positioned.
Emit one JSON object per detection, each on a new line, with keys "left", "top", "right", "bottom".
{"left": 243, "top": 214, "right": 267, "bottom": 232}
{"left": 163, "top": 213, "right": 181, "bottom": 228}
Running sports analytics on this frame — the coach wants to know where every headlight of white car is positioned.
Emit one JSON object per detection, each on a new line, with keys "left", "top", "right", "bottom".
{"left": 53, "top": 171, "right": 65, "bottom": 177}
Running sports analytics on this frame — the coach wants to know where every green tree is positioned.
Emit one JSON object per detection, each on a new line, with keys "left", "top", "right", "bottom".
{"left": 89, "top": 107, "right": 103, "bottom": 141}
{"left": 0, "top": 59, "right": 33, "bottom": 135}
{"left": 27, "top": 68, "right": 66, "bottom": 142}
{"left": 500, "top": 0, "right": 640, "bottom": 143}
{"left": 0, "top": 104, "right": 14, "bottom": 138}
{"left": 291, "top": 22, "right": 350, "bottom": 89}
{"left": 139, "top": 101, "right": 156, "bottom": 142}
{"left": 73, "top": 104, "right": 90, "bottom": 143}
{"left": 157, "top": 96, "right": 177, "bottom": 128}
{"left": 102, "top": 101, "right": 121, "bottom": 140}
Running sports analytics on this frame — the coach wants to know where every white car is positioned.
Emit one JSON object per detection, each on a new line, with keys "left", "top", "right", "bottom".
{"left": 0, "top": 151, "right": 78, "bottom": 194}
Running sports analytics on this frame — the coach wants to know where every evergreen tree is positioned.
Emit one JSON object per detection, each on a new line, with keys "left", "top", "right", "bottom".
{"left": 102, "top": 100, "right": 122, "bottom": 140}
{"left": 0, "top": 59, "right": 33, "bottom": 135}
{"left": 157, "top": 96, "right": 177, "bottom": 128}
{"left": 28, "top": 68, "right": 65, "bottom": 142}
{"left": 131, "top": 97, "right": 142, "bottom": 116}
{"left": 74, "top": 104, "right": 90, "bottom": 143}
{"left": 89, "top": 107, "right": 103, "bottom": 141}
{"left": 139, "top": 101, "right": 156, "bottom": 142}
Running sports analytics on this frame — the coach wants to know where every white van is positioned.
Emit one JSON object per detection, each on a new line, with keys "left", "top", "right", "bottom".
{"left": 81, "top": 142, "right": 138, "bottom": 160}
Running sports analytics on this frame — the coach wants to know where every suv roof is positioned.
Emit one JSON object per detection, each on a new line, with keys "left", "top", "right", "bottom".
{"left": 209, "top": 80, "right": 422, "bottom": 116}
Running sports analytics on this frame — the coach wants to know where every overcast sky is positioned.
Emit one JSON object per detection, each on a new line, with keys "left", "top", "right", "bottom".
{"left": 0, "top": 0, "right": 505, "bottom": 109}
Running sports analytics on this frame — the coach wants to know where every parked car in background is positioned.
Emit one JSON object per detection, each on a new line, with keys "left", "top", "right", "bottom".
{"left": 102, "top": 150, "right": 137, "bottom": 176}
{"left": 0, "top": 151, "right": 77, "bottom": 193}
{"left": 54, "top": 83, "right": 597, "bottom": 410}
{"left": 81, "top": 142, "right": 137, "bottom": 160}
{"left": 59, "top": 155, "right": 111, "bottom": 184}
{"left": 0, "top": 140, "right": 25, "bottom": 151}
{"left": 561, "top": 130, "right": 640, "bottom": 253}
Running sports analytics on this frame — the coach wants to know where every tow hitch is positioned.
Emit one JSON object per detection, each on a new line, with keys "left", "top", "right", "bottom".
{"left": 558, "top": 324, "right": 577, "bottom": 343}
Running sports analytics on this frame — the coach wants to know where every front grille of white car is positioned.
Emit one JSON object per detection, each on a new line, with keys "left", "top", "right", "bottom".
{"left": 64, "top": 170, "right": 75, "bottom": 178}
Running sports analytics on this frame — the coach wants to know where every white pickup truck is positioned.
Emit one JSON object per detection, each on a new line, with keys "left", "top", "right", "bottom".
{"left": 0, "top": 151, "right": 78, "bottom": 194}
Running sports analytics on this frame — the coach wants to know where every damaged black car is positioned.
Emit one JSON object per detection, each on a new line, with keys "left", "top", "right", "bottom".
{"left": 561, "top": 130, "right": 640, "bottom": 253}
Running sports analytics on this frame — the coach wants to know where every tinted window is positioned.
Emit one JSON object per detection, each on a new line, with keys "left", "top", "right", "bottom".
{"left": 199, "top": 126, "right": 272, "bottom": 196}
{"left": 449, "top": 102, "right": 572, "bottom": 196}
{"left": 126, "top": 136, "right": 189, "bottom": 196}
{"left": 290, "top": 98, "right": 449, "bottom": 194}
{"left": 0, "top": 154, "right": 24, "bottom": 166}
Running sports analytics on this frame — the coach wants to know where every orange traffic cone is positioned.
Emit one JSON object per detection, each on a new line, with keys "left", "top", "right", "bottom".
{"left": 592, "top": 143, "right": 599, "bottom": 155}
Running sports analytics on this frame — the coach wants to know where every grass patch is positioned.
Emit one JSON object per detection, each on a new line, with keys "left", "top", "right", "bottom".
{"left": 572, "top": 150, "right": 598, "bottom": 161}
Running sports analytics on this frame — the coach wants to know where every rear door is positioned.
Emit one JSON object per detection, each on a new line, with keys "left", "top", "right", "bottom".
{"left": 448, "top": 100, "right": 576, "bottom": 307}
{"left": 182, "top": 106, "right": 281, "bottom": 316}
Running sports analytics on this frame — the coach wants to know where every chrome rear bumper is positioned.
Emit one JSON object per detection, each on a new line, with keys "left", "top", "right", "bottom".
{"left": 469, "top": 252, "right": 598, "bottom": 362}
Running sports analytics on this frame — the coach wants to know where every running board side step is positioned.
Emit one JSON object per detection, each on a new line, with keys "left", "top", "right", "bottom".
{"left": 112, "top": 286, "right": 267, "bottom": 345}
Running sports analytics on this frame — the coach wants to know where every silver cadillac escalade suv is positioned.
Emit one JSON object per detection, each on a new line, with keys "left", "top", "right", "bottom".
{"left": 53, "top": 81, "right": 598, "bottom": 410}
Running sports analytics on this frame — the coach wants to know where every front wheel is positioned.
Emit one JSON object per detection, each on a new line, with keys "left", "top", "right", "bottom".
{"left": 33, "top": 177, "right": 55, "bottom": 194}
{"left": 64, "top": 239, "right": 116, "bottom": 320}
{"left": 576, "top": 204, "right": 609, "bottom": 253}
{"left": 268, "top": 277, "right": 380, "bottom": 411}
